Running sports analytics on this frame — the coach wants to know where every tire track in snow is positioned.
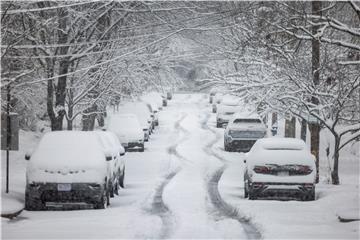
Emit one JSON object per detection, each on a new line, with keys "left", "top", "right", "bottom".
{"left": 144, "top": 112, "right": 190, "bottom": 239}
{"left": 201, "top": 111, "right": 262, "bottom": 240}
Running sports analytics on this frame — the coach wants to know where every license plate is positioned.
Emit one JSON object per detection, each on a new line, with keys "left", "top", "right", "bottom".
{"left": 277, "top": 171, "right": 289, "bottom": 176}
{"left": 57, "top": 183, "right": 71, "bottom": 191}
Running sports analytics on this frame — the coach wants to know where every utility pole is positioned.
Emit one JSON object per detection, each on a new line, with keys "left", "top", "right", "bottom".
{"left": 6, "top": 83, "right": 11, "bottom": 193}
{"left": 310, "top": 1, "right": 322, "bottom": 183}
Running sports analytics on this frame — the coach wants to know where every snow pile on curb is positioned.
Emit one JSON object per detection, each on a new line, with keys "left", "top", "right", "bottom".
{"left": 1, "top": 193, "right": 24, "bottom": 217}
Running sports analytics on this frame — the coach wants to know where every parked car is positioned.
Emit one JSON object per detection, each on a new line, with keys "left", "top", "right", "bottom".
{"left": 143, "top": 101, "right": 159, "bottom": 127}
{"left": 162, "top": 95, "right": 168, "bottom": 107}
{"left": 118, "top": 102, "right": 153, "bottom": 141}
{"left": 212, "top": 93, "right": 223, "bottom": 113}
{"left": 25, "top": 131, "right": 114, "bottom": 210}
{"left": 95, "top": 131, "right": 126, "bottom": 196}
{"left": 243, "top": 138, "right": 316, "bottom": 201}
{"left": 224, "top": 112, "right": 267, "bottom": 152}
{"left": 107, "top": 113, "right": 145, "bottom": 152}
{"left": 216, "top": 95, "right": 243, "bottom": 128}
{"left": 209, "top": 88, "right": 216, "bottom": 103}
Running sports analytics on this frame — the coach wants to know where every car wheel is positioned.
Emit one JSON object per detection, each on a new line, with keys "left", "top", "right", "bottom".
{"left": 94, "top": 186, "right": 108, "bottom": 209}
{"left": 119, "top": 168, "right": 125, "bottom": 188}
{"left": 106, "top": 183, "right": 111, "bottom": 206}
{"left": 114, "top": 178, "right": 119, "bottom": 195}
{"left": 139, "top": 144, "right": 145, "bottom": 152}
{"left": 109, "top": 182, "right": 115, "bottom": 198}
{"left": 216, "top": 122, "right": 221, "bottom": 128}
{"left": 303, "top": 188, "right": 315, "bottom": 201}
{"left": 25, "top": 192, "right": 45, "bottom": 211}
{"left": 244, "top": 181, "right": 249, "bottom": 198}
{"left": 248, "top": 188, "right": 257, "bottom": 200}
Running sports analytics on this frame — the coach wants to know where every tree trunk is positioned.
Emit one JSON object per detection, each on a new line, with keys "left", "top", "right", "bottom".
{"left": 331, "top": 137, "right": 340, "bottom": 185}
{"left": 309, "top": 124, "right": 320, "bottom": 182}
{"left": 67, "top": 104, "right": 73, "bottom": 130}
{"left": 285, "top": 117, "right": 296, "bottom": 138}
{"left": 82, "top": 105, "right": 97, "bottom": 131}
{"left": 300, "top": 118, "right": 307, "bottom": 142}
{"left": 310, "top": 1, "right": 322, "bottom": 183}
{"left": 51, "top": 8, "right": 69, "bottom": 131}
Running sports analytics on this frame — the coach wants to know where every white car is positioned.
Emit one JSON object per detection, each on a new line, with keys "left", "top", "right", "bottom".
{"left": 118, "top": 102, "right": 153, "bottom": 141}
{"left": 216, "top": 95, "right": 243, "bottom": 128}
{"left": 243, "top": 138, "right": 316, "bottom": 201}
{"left": 107, "top": 113, "right": 145, "bottom": 152}
{"left": 95, "top": 131, "right": 126, "bottom": 196}
{"left": 25, "top": 131, "right": 114, "bottom": 210}
{"left": 209, "top": 88, "right": 216, "bottom": 103}
{"left": 224, "top": 112, "right": 267, "bottom": 152}
{"left": 143, "top": 100, "right": 159, "bottom": 127}
{"left": 212, "top": 93, "right": 223, "bottom": 113}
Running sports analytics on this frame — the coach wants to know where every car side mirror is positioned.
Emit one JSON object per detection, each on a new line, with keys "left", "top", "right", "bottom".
{"left": 25, "top": 153, "right": 31, "bottom": 160}
{"left": 105, "top": 155, "right": 113, "bottom": 161}
{"left": 120, "top": 152, "right": 125, "bottom": 156}
{"left": 243, "top": 159, "right": 246, "bottom": 163}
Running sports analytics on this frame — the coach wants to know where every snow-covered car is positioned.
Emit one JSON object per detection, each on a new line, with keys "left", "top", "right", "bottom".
{"left": 212, "top": 93, "right": 223, "bottom": 113}
{"left": 243, "top": 138, "right": 316, "bottom": 201}
{"left": 162, "top": 95, "right": 168, "bottom": 107}
{"left": 95, "top": 131, "right": 126, "bottom": 196}
{"left": 107, "top": 113, "right": 145, "bottom": 152}
{"left": 25, "top": 131, "right": 114, "bottom": 210}
{"left": 209, "top": 88, "right": 216, "bottom": 103}
{"left": 118, "top": 102, "right": 153, "bottom": 141}
{"left": 143, "top": 101, "right": 159, "bottom": 127}
{"left": 216, "top": 95, "right": 243, "bottom": 128}
{"left": 224, "top": 112, "right": 267, "bottom": 152}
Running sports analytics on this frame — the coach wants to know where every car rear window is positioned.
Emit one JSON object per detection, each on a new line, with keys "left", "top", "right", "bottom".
{"left": 233, "top": 118, "right": 262, "bottom": 124}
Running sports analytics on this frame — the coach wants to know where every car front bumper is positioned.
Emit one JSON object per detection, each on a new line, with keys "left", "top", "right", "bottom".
{"left": 26, "top": 182, "right": 104, "bottom": 208}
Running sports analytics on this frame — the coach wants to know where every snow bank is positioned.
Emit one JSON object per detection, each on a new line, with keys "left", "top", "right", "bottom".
{"left": 1, "top": 193, "right": 24, "bottom": 216}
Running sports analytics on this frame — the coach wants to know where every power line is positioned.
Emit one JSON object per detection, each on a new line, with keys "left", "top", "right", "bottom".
{"left": 0, "top": 0, "right": 101, "bottom": 15}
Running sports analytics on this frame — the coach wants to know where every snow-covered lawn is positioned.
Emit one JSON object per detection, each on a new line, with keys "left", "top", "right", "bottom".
{"left": 1, "top": 93, "right": 359, "bottom": 239}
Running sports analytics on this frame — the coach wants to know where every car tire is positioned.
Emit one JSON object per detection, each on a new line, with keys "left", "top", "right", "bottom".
{"left": 94, "top": 186, "right": 108, "bottom": 209}
{"left": 119, "top": 168, "right": 125, "bottom": 188}
{"left": 216, "top": 122, "right": 221, "bottom": 128}
{"left": 139, "top": 145, "right": 145, "bottom": 152}
{"left": 110, "top": 182, "right": 115, "bottom": 198}
{"left": 248, "top": 188, "right": 257, "bottom": 200}
{"left": 244, "top": 181, "right": 249, "bottom": 198}
{"left": 114, "top": 177, "right": 119, "bottom": 195}
{"left": 303, "top": 188, "right": 315, "bottom": 201}
{"left": 25, "top": 192, "right": 45, "bottom": 211}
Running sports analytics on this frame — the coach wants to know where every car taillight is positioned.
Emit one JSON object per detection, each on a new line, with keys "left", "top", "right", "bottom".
{"left": 253, "top": 165, "right": 271, "bottom": 174}
{"left": 296, "top": 165, "right": 312, "bottom": 175}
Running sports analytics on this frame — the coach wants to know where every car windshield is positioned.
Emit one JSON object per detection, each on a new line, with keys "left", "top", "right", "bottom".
{"left": 229, "top": 130, "right": 265, "bottom": 138}
{"left": 224, "top": 112, "right": 235, "bottom": 115}
{"left": 233, "top": 118, "right": 262, "bottom": 124}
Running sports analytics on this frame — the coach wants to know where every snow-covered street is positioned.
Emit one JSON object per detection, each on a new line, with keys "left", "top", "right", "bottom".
{"left": 1, "top": 93, "right": 359, "bottom": 239}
